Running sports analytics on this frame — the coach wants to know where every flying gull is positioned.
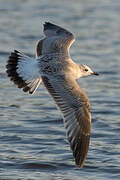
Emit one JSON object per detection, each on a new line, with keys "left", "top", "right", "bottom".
{"left": 6, "top": 22, "right": 99, "bottom": 168}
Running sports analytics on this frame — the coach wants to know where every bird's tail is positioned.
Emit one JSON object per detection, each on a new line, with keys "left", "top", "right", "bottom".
{"left": 6, "top": 50, "right": 41, "bottom": 94}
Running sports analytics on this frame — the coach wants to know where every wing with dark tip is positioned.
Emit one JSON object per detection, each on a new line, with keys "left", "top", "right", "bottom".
{"left": 36, "top": 22, "right": 75, "bottom": 57}
{"left": 42, "top": 75, "right": 91, "bottom": 168}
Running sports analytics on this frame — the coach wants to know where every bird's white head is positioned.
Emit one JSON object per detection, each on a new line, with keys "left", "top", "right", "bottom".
{"left": 79, "top": 65, "right": 99, "bottom": 77}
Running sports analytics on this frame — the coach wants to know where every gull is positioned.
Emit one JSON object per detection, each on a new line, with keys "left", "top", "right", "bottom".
{"left": 6, "top": 22, "right": 99, "bottom": 168}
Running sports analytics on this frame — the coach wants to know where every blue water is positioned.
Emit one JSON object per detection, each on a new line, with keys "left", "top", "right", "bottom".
{"left": 0, "top": 0, "right": 120, "bottom": 179}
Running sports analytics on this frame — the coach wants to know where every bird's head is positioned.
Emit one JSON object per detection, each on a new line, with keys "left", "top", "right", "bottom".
{"left": 79, "top": 65, "right": 99, "bottom": 77}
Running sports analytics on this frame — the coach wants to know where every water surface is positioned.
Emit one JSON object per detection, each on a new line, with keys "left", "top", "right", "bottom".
{"left": 0, "top": 0, "right": 120, "bottom": 179}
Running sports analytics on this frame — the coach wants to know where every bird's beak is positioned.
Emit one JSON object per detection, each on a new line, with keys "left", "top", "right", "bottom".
{"left": 92, "top": 72, "right": 99, "bottom": 76}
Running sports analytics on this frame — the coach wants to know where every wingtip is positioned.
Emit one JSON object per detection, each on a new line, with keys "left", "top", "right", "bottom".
{"left": 69, "top": 132, "right": 90, "bottom": 169}
{"left": 74, "top": 156, "right": 86, "bottom": 169}
{"left": 44, "top": 21, "right": 51, "bottom": 25}
{"left": 43, "top": 22, "right": 58, "bottom": 31}
{"left": 78, "top": 164, "right": 83, "bottom": 168}
{"left": 43, "top": 22, "right": 50, "bottom": 31}
{"left": 76, "top": 160, "right": 85, "bottom": 168}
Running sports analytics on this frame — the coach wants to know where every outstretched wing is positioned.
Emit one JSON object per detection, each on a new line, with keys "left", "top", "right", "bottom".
{"left": 36, "top": 22, "right": 75, "bottom": 57}
{"left": 42, "top": 75, "right": 91, "bottom": 168}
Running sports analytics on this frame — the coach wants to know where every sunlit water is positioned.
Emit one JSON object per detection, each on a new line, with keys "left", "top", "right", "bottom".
{"left": 0, "top": 0, "right": 120, "bottom": 179}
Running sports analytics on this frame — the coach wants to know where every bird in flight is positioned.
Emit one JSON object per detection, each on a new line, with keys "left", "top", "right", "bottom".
{"left": 6, "top": 22, "right": 99, "bottom": 168}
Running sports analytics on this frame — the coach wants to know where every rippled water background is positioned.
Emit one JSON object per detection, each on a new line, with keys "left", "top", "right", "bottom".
{"left": 0, "top": 0, "right": 120, "bottom": 179}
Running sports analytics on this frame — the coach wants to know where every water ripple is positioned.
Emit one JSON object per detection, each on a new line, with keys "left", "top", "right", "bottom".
{"left": 1, "top": 0, "right": 120, "bottom": 179}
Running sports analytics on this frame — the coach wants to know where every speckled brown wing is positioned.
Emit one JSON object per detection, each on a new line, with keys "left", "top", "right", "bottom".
{"left": 42, "top": 75, "right": 91, "bottom": 168}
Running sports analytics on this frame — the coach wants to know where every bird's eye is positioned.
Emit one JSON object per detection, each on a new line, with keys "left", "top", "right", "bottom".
{"left": 85, "top": 69, "right": 88, "bottom": 72}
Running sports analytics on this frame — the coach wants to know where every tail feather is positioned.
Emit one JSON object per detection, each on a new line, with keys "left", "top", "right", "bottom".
{"left": 6, "top": 50, "right": 41, "bottom": 94}
{"left": 25, "top": 78, "right": 41, "bottom": 94}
